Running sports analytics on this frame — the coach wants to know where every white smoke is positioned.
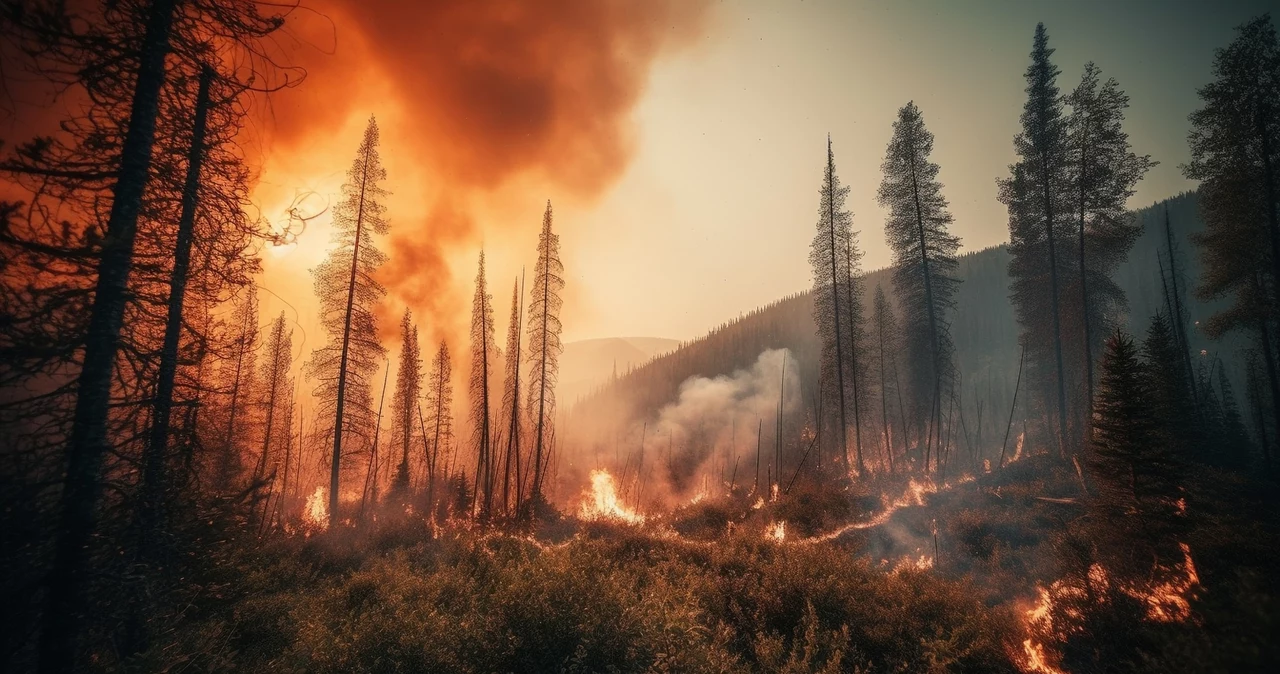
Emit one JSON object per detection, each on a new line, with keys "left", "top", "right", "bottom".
{"left": 646, "top": 348, "right": 803, "bottom": 497}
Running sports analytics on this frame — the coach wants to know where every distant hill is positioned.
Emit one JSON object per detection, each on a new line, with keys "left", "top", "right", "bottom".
{"left": 568, "top": 191, "right": 1237, "bottom": 435}
{"left": 558, "top": 337, "right": 680, "bottom": 408}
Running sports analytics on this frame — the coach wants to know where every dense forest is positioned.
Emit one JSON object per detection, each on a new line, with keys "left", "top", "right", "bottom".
{"left": 2, "top": 2, "right": 1280, "bottom": 673}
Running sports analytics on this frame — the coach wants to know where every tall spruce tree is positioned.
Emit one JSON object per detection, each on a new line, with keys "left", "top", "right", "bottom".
{"left": 526, "top": 202, "right": 564, "bottom": 509}
{"left": 871, "top": 284, "right": 904, "bottom": 472}
{"left": 309, "top": 117, "right": 389, "bottom": 527}
{"left": 423, "top": 340, "right": 454, "bottom": 515}
{"left": 1142, "top": 312, "right": 1200, "bottom": 462}
{"left": 1185, "top": 15, "right": 1280, "bottom": 466}
{"left": 391, "top": 309, "right": 422, "bottom": 497}
{"left": 1000, "top": 23, "right": 1074, "bottom": 457}
{"left": 500, "top": 277, "right": 525, "bottom": 517}
{"left": 810, "top": 137, "right": 853, "bottom": 472}
{"left": 254, "top": 312, "right": 293, "bottom": 489}
{"left": 878, "top": 102, "right": 960, "bottom": 471}
{"left": 1090, "top": 330, "right": 1182, "bottom": 539}
{"left": 1065, "top": 63, "right": 1153, "bottom": 407}
{"left": 214, "top": 285, "right": 259, "bottom": 492}
{"left": 470, "top": 251, "right": 497, "bottom": 519}
{"left": 843, "top": 227, "right": 870, "bottom": 475}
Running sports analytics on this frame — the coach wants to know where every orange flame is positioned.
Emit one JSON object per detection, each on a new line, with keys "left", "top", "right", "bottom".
{"left": 579, "top": 470, "right": 645, "bottom": 524}
{"left": 303, "top": 486, "right": 328, "bottom": 531}
{"left": 766, "top": 521, "right": 786, "bottom": 542}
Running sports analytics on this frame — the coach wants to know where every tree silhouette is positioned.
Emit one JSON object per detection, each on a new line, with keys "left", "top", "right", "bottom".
{"left": 871, "top": 285, "right": 904, "bottom": 472}
{"left": 878, "top": 101, "right": 960, "bottom": 472}
{"left": 1000, "top": 23, "right": 1073, "bottom": 458}
{"left": 810, "top": 138, "right": 853, "bottom": 473}
{"left": 391, "top": 309, "right": 422, "bottom": 498}
{"left": 423, "top": 340, "right": 455, "bottom": 517}
{"left": 470, "top": 250, "right": 497, "bottom": 519}
{"left": 214, "top": 285, "right": 259, "bottom": 492}
{"left": 1185, "top": 14, "right": 1280, "bottom": 467}
{"left": 1065, "top": 62, "right": 1152, "bottom": 408}
{"left": 526, "top": 201, "right": 564, "bottom": 509}
{"left": 500, "top": 276, "right": 525, "bottom": 517}
{"left": 253, "top": 312, "right": 293, "bottom": 530}
{"left": 309, "top": 117, "right": 389, "bottom": 528}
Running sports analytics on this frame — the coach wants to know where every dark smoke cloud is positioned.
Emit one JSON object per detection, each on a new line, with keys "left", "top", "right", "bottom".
{"left": 261, "top": 0, "right": 710, "bottom": 347}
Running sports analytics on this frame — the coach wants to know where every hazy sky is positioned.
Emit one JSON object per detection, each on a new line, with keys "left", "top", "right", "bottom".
{"left": 256, "top": 0, "right": 1276, "bottom": 353}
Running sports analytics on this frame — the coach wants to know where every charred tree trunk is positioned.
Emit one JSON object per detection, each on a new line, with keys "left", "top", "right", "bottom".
{"left": 39, "top": 1, "right": 178, "bottom": 670}
{"left": 138, "top": 64, "right": 213, "bottom": 550}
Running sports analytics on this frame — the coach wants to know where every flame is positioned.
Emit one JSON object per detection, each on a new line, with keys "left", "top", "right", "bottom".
{"left": 1141, "top": 542, "right": 1199, "bottom": 622}
{"left": 579, "top": 470, "right": 646, "bottom": 524}
{"left": 1011, "top": 431, "right": 1025, "bottom": 463}
{"left": 752, "top": 497, "right": 765, "bottom": 510}
{"left": 1018, "top": 543, "right": 1200, "bottom": 673}
{"left": 303, "top": 486, "right": 328, "bottom": 530}
{"left": 1021, "top": 638, "right": 1065, "bottom": 674}
{"left": 766, "top": 521, "right": 786, "bottom": 542}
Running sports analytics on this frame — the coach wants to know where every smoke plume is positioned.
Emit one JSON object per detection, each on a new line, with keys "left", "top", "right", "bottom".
{"left": 260, "top": 0, "right": 710, "bottom": 348}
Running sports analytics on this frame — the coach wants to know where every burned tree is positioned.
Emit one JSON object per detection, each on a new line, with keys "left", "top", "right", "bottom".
{"left": 309, "top": 117, "right": 389, "bottom": 528}
{"left": 525, "top": 201, "right": 564, "bottom": 509}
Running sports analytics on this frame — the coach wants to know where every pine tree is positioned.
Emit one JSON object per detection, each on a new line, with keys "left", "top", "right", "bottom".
{"left": 390, "top": 309, "right": 422, "bottom": 497}
{"left": 526, "top": 201, "right": 564, "bottom": 509}
{"left": 500, "top": 277, "right": 525, "bottom": 517}
{"left": 424, "top": 340, "right": 454, "bottom": 516}
{"left": 1185, "top": 15, "right": 1280, "bottom": 467}
{"left": 470, "top": 250, "right": 497, "bottom": 519}
{"left": 1216, "top": 367, "right": 1254, "bottom": 468}
{"left": 1001, "top": 23, "right": 1074, "bottom": 458}
{"left": 1090, "top": 330, "right": 1181, "bottom": 541}
{"left": 309, "top": 117, "right": 389, "bottom": 527}
{"left": 871, "top": 284, "right": 904, "bottom": 472}
{"left": 1065, "top": 62, "right": 1153, "bottom": 407}
{"left": 878, "top": 102, "right": 961, "bottom": 471}
{"left": 810, "top": 137, "right": 853, "bottom": 472}
{"left": 254, "top": 313, "right": 293, "bottom": 490}
{"left": 214, "top": 285, "right": 259, "bottom": 492}
{"left": 1142, "top": 312, "right": 1199, "bottom": 462}
{"left": 843, "top": 227, "right": 870, "bottom": 475}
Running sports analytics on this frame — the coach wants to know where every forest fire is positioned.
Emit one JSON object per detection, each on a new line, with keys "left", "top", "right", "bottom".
{"left": 303, "top": 487, "right": 328, "bottom": 530}
{"left": 767, "top": 521, "right": 787, "bottom": 542}
{"left": 1019, "top": 544, "right": 1202, "bottom": 673}
{"left": 579, "top": 470, "right": 646, "bottom": 524}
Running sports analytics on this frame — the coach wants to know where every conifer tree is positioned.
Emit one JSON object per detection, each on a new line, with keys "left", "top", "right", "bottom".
{"left": 391, "top": 309, "right": 422, "bottom": 496}
{"left": 309, "top": 117, "right": 389, "bottom": 527}
{"left": 810, "top": 137, "right": 853, "bottom": 471}
{"left": 871, "top": 284, "right": 904, "bottom": 471}
{"left": 470, "top": 251, "right": 497, "bottom": 519}
{"left": 214, "top": 285, "right": 258, "bottom": 492}
{"left": 843, "top": 228, "right": 870, "bottom": 475}
{"left": 1065, "top": 63, "right": 1153, "bottom": 406}
{"left": 424, "top": 340, "right": 455, "bottom": 514}
{"left": 526, "top": 202, "right": 564, "bottom": 508}
{"left": 1185, "top": 15, "right": 1280, "bottom": 465}
{"left": 1000, "top": 23, "right": 1074, "bottom": 457}
{"left": 500, "top": 277, "right": 525, "bottom": 516}
{"left": 254, "top": 312, "right": 293, "bottom": 489}
{"left": 1142, "top": 312, "right": 1199, "bottom": 461}
{"left": 878, "top": 102, "right": 960, "bottom": 469}
{"left": 1090, "top": 330, "right": 1181, "bottom": 543}
{"left": 1216, "top": 367, "right": 1254, "bottom": 468}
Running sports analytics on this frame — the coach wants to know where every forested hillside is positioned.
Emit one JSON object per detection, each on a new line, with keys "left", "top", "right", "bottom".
{"left": 571, "top": 191, "right": 1233, "bottom": 441}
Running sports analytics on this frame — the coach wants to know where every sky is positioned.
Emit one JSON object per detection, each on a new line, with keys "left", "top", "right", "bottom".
{"left": 251, "top": 0, "right": 1277, "bottom": 358}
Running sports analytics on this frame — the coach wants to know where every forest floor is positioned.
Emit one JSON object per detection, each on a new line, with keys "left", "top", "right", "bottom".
{"left": 128, "top": 454, "right": 1279, "bottom": 673}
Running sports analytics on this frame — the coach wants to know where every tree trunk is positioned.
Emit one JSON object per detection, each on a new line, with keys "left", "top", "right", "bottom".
{"left": 38, "top": 1, "right": 178, "bottom": 670}
{"left": 138, "top": 64, "right": 213, "bottom": 551}
{"left": 331, "top": 137, "right": 374, "bottom": 528}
